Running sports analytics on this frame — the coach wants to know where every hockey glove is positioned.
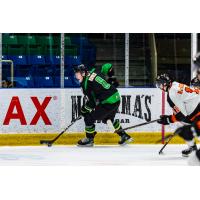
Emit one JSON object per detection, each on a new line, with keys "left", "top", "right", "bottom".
{"left": 107, "top": 77, "right": 119, "bottom": 88}
{"left": 157, "top": 115, "right": 172, "bottom": 125}
{"left": 107, "top": 67, "right": 114, "bottom": 77}
{"left": 81, "top": 105, "right": 93, "bottom": 117}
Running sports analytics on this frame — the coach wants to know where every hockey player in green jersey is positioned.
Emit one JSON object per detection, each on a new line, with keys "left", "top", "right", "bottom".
{"left": 74, "top": 64, "right": 133, "bottom": 147}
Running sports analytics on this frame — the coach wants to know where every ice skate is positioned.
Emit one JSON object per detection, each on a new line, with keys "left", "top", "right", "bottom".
{"left": 182, "top": 145, "right": 197, "bottom": 157}
{"left": 77, "top": 132, "right": 96, "bottom": 147}
{"left": 118, "top": 132, "right": 133, "bottom": 145}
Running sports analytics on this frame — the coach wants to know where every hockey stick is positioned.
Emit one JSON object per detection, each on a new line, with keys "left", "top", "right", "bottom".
{"left": 40, "top": 116, "right": 82, "bottom": 147}
{"left": 158, "top": 134, "right": 175, "bottom": 154}
{"left": 157, "top": 125, "right": 187, "bottom": 154}
{"left": 116, "top": 119, "right": 159, "bottom": 133}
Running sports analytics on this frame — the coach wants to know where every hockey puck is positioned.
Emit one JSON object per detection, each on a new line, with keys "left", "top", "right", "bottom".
{"left": 47, "top": 143, "right": 52, "bottom": 147}
{"left": 40, "top": 140, "right": 45, "bottom": 144}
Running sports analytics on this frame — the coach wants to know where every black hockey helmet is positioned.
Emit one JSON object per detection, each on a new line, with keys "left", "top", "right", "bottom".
{"left": 194, "top": 52, "right": 200, "bottom": 67}
{"left": 73, "top": 64, "right": 88, "bottom": 75}
{"left": 191, "top": 77, "right": 200, "bottom": 87}
{"left": 197, "top": 67, "right": 200, "bottom": 75}
{"left": 156, "top": 73, "right": 172, "bottom": 89}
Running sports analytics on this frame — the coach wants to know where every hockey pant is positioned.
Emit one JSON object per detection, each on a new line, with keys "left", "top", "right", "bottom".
{"left": 178, "top": 116, "right": 200, "bottom": 146}
{"left": 83, "top": 101, "right": 123, "bottom": 137}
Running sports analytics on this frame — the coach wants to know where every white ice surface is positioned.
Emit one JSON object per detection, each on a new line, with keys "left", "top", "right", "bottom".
{"left": 0, "top": 144, "right": 195, "bottom": 166}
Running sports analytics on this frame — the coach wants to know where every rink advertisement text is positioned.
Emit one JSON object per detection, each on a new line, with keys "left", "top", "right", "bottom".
{"left": 3, "top": 96, "right": 52, "bottom": 125}
{"left": 0, "top": 88, "right": 178, "bottom": 133}
{"left": 71, "top": 95, "right": 152, "bottom": 123}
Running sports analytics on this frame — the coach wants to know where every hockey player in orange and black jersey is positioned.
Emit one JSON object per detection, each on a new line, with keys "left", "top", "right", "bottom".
{"left": 156, "top": 73, "right": 200, "bottom": 157}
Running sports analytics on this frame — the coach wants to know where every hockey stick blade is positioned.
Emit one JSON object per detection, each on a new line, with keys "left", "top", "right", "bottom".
{"left": 157, "top": 126, "right": 187, "bottom": 154}
{"left": 40, "top": 116, "right": 82, "bottom": 147}
{"left": 158, "top": 126, "right": 187, "bottom": 154}
{"left": 40, "top": 140, "right": 53, "bottom": 147}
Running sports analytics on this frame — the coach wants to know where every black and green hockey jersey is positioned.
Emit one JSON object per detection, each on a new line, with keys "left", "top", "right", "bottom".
{"left": 81, "top": 68, "right": 120, "bottom": 110}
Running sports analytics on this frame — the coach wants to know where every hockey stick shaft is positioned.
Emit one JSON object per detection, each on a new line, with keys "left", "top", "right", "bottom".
{"left": 52, "top": 116, "right": 82, "bottom": 142}
{"left": 158, "top": 134, "right": 174, "bottom": 154}
{"left": 40, "top": 116, "right": 82, "bottom": 145}
{"left": 117, "top": 119, "right": 159, "bottom": 133}
{"left": 157, "top": 125, "right": 184, "bottom": 153}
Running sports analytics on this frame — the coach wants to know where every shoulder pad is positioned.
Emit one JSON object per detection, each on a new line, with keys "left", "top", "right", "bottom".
{"left": 89, "top": 72, "right": 97, "bottom": 81}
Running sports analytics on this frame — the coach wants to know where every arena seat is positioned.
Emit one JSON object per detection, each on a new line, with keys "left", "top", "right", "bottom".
{"left": 64, "top": 76, "right": 74, "bottom": 87}
{"left": 36, "top": 65, "right": 54, "bottom": 77}
{"left": 15, "top": 66, "right": 33, "bottom": 77}
{"left": 28, "top": 55, "right": 46, "bottom": 65}
{"left": 71, "top": 37, "right": 90, "bottom": 46}
{"left": 65, "top": 37, "right": 72, "bottom": 46}
{"left": 54, "top": 76, "right": 60, "bottom": 87}
{"left": 65, "top": 47, "right": 78, "bottom": 56}
{"left": 2, "top": 46, "right": 8, "bottom": 55}
{"left": 73, "top": 56, "right": 82, "bottom": 65}
{"left": 54, "top": 65, "right": 74, "bottom": 77}
{"left": 45, "top": 46, "right": 78, "bottom": 57}
{"left": 36, "top": 35, "right": 54, "bottom": 46}
{"left": 54, "top": 36, "right": 72, "bottom": 46}
{"left": 54, "top": 76, "right": 77, "bottom": 88}
{"left": 67, "top": 56, "right": 81, "bottom": 65}
{"left": 36, "top": 76, "right": 54, "bottom": 88}
{"left": 8, "top": 55, "right": 27, "bottom": 65}
{"left": 17, "top": 35, "right": 37, "bottom": 46}
{"left": 7, "top": 46, "right": 25, "bottom": 55}
{"left": 1, "top": 55, "right": 7, "bottom": 60}
{"left": 26, "top": 46, "right": 43, "bottom": 55}
{"left": 52, "top": 55, "right": 61, "bottom": 65}
{"left": 2, "top": 35, "right": 18, "bottom": 45}
{"left": 65, "top": 66, "right": 74, "bottom": 76}
{"left": 54, "top": 76, "right": 79, "bottom": 88}
{"left": 64, "top": 56, "right": 71, "bottom": 65}
{"left": 11, "top": 77, "right": 34, "bottom": 88}
{"left": 45, "top": 55, "right": 60, "bottom": 65}
{"left": 2, "top": 64, "right": 11, "bottom": 78}
{"left": 81, "top": 47, "right": 96, "bottom": 66}
{"left": 71, "top": 76, "right": 80, "bottom": 87}
{"left": 45, "top": 46, "right": 60, "bottom": 56}
{"left": 45, "top": 55, "right": 81, "bottom": 66}
{"left": 2, "top": 34, "right": 96, "bottom": 88}
{"left": 7, "top": 55, "right": 28, "bottom": 77}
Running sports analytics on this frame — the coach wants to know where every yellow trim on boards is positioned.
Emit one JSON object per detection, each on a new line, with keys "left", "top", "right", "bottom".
{"left": 0, "top": 132, "right": 196, "bottom": 146}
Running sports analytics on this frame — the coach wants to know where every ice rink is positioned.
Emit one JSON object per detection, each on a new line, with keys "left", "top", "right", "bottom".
{"left": 0, "top": 144, "right": 196, "bottom": 166}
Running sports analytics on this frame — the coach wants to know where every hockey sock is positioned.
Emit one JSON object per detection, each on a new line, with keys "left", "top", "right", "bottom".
{"left": 85, "top": 125, "right": 96, "bottom": 138}
{"left": 113, "top": 120, "right": 124, "bottom": 136}
{"left": 186, "top": 139, "right": 196, "bottom": 147}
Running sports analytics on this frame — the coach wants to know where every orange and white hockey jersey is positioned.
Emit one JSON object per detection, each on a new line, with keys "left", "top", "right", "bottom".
{"left": 167, "top": 82, "right": 200, "bottom": 123}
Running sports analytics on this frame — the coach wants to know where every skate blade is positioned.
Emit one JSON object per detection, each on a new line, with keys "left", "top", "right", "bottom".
{"left": 77, "top": 144, "right": 94, "bottom": 147}
{"left": 120, "top": 138, "right": 133, "bottom": 146}
{"left": 182, "top": 154, "right": 189, "bottom": 158}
